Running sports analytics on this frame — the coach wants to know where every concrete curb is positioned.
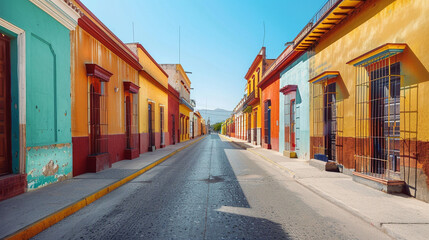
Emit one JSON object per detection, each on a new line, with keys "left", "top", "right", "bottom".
{"left": 5, "top": 136, "right": 207, "bottom": 240}
{"left": 220, "top": 135, "right": 395, "bottom": 239}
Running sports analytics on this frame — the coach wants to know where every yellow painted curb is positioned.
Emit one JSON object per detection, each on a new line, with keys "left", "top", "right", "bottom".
{"left": 219, "top": 135, "right": 296, "bottom": 178}
{"left": 5, "top": 136, "right": 207, "bottom": 240}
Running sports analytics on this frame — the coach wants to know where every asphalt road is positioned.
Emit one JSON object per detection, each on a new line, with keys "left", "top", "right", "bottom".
{"left": 34, "top": 134, "right": 390, "bottom": 240}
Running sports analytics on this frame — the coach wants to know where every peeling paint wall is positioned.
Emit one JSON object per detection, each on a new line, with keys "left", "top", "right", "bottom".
{"left": 26, "top": 144, "right": 72, "bottom": 190}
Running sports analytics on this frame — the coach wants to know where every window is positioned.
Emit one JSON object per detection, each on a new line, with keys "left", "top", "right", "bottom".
{"left": 282, "top": 85, "right": 299, "bottom": 153}
{"left": 125, "top": 94, "right": 138, "bottom": 149}
{"left": 172, "top": 114, "right": 175, "bottom": 144}
{"left": 160, "top": 106, "right": 164, "bottom": 145}
{"left": 89, "top": 80, "right": 108, "bottom": 155}
{"left": 311, "top": 81, "right": 337, "bottom": 161}
{"left": 148, "top": 102, "right": 155, "bottom": 149}
{"left": 355, "top": 57, "right": 402, "bottom": 178}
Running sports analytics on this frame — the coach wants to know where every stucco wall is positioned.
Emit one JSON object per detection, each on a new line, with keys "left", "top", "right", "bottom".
{"left": 1, "top": 0, "right": 73, "bottom": 189}
{"left": 279, "top": 53, "right": 310, "bottom": 159}
{"left": 261, "top": 78, "right": 280, "bottom": 151}
{"left": 308, "top": 0, "right": 429, "bottom": 201}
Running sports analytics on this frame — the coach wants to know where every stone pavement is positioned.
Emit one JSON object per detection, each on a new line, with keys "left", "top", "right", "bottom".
{"left": 223, "top": 135, "right": 429, "bottom": 240}
{"left": 0, "top": 136, "right": 205, "bottom": 239}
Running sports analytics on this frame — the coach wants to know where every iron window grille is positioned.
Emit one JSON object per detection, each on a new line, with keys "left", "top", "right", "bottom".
{"left": 148, "top": 102, "right": 155, "bottom": 149}
{"left": 354, "top": 55, "right": 417, "bottom": 180}
{"left": 88, "top": 80, "right": 108, "bottom": 155}
{"left": 160, "top": 106, "right": 164, "bottom": 145}
{"left": 311, "top": 81, "right": 338, "bottom": 161}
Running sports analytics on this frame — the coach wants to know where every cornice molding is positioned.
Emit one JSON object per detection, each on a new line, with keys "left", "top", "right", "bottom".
{"left": 123, "top": 81, "right": 140, "bottom": 93}
{"left": 78, "top": 15, "right": 142, "bottom": 71}
{"left": 140, "top": 70, "right": 169, "bottom": 94}
{"left": 29, "top": 0, "right": 81, "bottom": 30}
{"left": 85, "top": 63, "right": 113, "bottom": 82}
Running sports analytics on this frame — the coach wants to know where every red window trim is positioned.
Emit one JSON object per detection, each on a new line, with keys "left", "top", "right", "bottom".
{"left": 123, "top": 81, "right": 140, "bottom": 93}
{"left": 280, "top": 84, "right": 297, "bottom": 95}
{"left": 86, "top": 63, "right": 113, "bottom": 82}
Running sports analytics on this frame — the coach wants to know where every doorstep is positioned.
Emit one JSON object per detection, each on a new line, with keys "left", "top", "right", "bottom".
{"left": 283, "top": 150, "right": 297, "bottom": 158}
{"left": 124, "top": 148, "right": 139, "bottom": 160}
{"left": 352, "top": 172, "right": 405, "bottom": 193}
{"left": 87, "top": 153, "right": 110, "bottom": 172}
{"left": 309, "top": 159, "right": 339, "bottom": 172}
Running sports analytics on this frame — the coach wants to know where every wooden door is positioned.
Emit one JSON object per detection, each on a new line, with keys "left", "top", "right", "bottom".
{"left": 290, "top": 99, "right": 296, "bottom": 151}
{"left": 0, "top": 35, "right": 11, "bottom": 175}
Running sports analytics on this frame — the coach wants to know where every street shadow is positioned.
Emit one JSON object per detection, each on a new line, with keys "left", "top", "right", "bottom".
{"left": 206, "top": 134, "right": 291, "bottom": 239}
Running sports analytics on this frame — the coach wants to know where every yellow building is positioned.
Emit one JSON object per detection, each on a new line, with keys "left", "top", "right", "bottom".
{"left": 299, "top": 0, "right": 429, "bottom": 201}
{"left": 127, "top": 43, "right": 169, "bottom": 152}
{"left": 243, "top": 47, "right": 274, "bottom": 145}
{"left": 160, "top": 64, "right": 193, "bottom": 142}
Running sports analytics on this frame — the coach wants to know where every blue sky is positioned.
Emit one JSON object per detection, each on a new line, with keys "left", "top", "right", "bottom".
{"left": 82, "top": 0, "right": 325, "bottom": 110}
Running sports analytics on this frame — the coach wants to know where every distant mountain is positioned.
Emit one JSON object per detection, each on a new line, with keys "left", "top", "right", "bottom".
{"left": 197, "top": 108, "right": 232, "bottom": 125}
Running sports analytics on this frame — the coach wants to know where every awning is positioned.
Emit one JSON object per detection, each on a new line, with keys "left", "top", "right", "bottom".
{"left": 346, "top": 43, "right": 407, "bottom": 66}
{"left": 294, "top": 0, "right": 365, "bottom": 51}
{"left": 309, "top": 71, "right": 339, "bottom": 84}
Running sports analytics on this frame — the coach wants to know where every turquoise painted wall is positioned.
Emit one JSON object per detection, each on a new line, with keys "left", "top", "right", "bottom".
{"left": 279, "top": 53, "right": 310, "bottom": 159}
{"left": 26, "top": 145, "right": 72, "bottom": 189}
{"left": 0, "top": 0, "right": 73, "bottom": 189}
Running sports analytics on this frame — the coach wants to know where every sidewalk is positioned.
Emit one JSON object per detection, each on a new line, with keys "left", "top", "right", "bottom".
{"left": 0, "top": 136, "right": 205, "bottom": 239}
{"left": 222, "top": 135, "right": 429, "bottom": 240}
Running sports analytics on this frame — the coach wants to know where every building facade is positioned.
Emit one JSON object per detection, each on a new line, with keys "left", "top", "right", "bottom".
{"left": 127, "top": 43, "right": 169, "bottom": 153}
{"left": 160, "top": 64, "right": 193, "bottom": 142}
{"left": 71, "top": 0, "right": 141, "bottom": 176}
{"left": 243, "top": 47, "right": 273, "bottom": 146}
{"left": 0, "top": 0, "right": 80, "bottom": 199}
{"left": 299, "top": 0, "right": 429, "bottom": 202}
{"left": 275, "top": 48, "right": 310, "bottom": 159}
{"left": 168, "top": 84, "right": 180, "bottom": 144}
{"left": 233, "top": 96, "right": 247, "bottom": 141}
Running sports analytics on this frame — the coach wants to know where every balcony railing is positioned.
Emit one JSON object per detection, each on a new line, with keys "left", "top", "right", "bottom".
{"left": 243, "top": 91, "right": 255, "bottom": 106}
{"left": 294, "top": 0, "right": 342, "bottom": 46}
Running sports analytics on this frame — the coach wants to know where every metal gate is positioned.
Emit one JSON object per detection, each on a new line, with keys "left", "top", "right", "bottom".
{"left": 354, "top": 55, "right": 415, "bottom": 179}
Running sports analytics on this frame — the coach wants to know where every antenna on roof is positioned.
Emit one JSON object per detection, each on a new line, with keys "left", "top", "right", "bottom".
{"left": 262, "top": 21, "right": 265, "bottom": 47}
{"left": 179, "top": 26, "right": 181, "bottom": 64}
{"left": 132, "top": 22, "right": 135, "bottom": 42}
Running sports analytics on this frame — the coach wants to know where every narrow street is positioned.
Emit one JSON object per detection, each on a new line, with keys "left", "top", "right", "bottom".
{"left": 34, "top": 134, "right": 389, "bottom": 240}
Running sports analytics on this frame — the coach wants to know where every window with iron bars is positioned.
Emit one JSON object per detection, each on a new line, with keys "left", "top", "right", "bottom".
{"left": 148, "top": 102, "right": 155, "bottom": 149}
{"left": 354, "top": 55, "right": 414, "bottom": 180}
{"left": 125, "top": 94, "right": 138, "bottom": 149}
{"left": 88, "top": 80, "right": 108, "bottom": 155}
{"left": 311, "top": 81, "right": 337, "bottom": 161}
{"left": 160, "top": 106, "right": 164, "bottom": 145}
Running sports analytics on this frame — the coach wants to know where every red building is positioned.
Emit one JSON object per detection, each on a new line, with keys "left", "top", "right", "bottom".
{"left": 168, "top": 84, "right": 180, "bottom": 144}
{"left": 259, "top": 47, "right": 301, "bottom": 151}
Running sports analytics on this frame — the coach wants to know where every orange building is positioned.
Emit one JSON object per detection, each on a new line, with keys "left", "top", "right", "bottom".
{"left": 71, "top": 0, "right": 141, "bottom": 176}
{"left": 258, "top": 62, "right": 280, "bottom": 151}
